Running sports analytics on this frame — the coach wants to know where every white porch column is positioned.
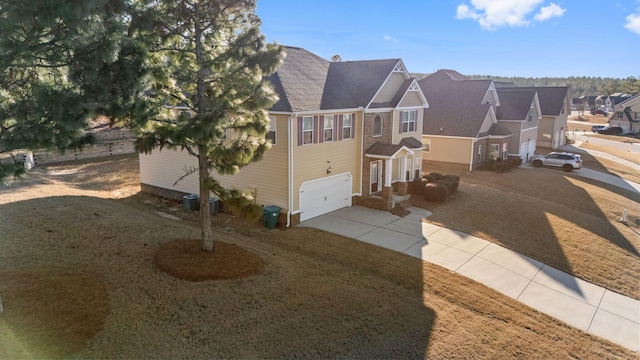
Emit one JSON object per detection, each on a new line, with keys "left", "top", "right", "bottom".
{"left": 399, "top": 156, "right": 407, "bottom": 182}
{"left": 384, "top": 158, "right": 392, "bottom": 186}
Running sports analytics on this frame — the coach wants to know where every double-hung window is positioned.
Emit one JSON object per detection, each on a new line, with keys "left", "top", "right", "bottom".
{"left": 402, "top": 110, "right": 416, "bottom": 132}
{"left": 266, "top": 116, "right": 276, "bottom": 145}
{"left": 302, "top": 116, "right": 314, "bottom": 145}
{"left": 342, "top": 114, "right": 352, "bottom": 139}
{"left": 324, "top": 115, "right": 334, "bottom": 142}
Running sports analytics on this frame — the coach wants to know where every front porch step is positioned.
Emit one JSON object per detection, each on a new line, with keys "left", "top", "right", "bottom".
{"left": 392, "top": 193, "right": 412, "bottom": 210}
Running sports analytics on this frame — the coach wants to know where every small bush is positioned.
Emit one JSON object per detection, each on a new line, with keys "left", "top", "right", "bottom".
{"left": 410, "top": 178, "right": 428, "bottom": 195}
{"left": 437, "top": 178, "right": 459, "bottom": 193}
{"left": 442, "top": 174, "right": 460, "bottom": 181}
{"left": 423, "top": 174, "right": 437, "bottom": 183}
{"left": 424, "top": 183, "right": 449, "bottom": 202}
{"left": 428, "top": 172, "right": 444, "bottom": 181}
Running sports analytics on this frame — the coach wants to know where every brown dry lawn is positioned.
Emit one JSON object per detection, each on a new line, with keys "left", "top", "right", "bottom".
{"left": 417, "top": 163, "right": 640, "bottom": 300}
{"left": 0, "top": 154, "right": 638, "bottom": 359}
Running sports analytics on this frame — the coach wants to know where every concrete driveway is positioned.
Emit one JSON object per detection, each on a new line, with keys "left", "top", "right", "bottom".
{"left": 299, "top": 206, "right": 640, "bottom": 352}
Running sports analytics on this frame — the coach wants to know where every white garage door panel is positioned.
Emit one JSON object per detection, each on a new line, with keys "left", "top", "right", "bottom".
{"left": 299, "top": 173, "right": 352, "bottom": 221}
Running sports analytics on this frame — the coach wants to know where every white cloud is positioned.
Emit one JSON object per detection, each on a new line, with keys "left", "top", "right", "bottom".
{"left": 383, "top": 35, "right": 398, "bottom": 43}
{"left": 625, "top": 13, "right": 640, "bottom": 35}
{"left": 534, "top": 3, "right": 566, "bottom": 21}
{"left": 456, "top": 0, "right": 566, "bottom": 30}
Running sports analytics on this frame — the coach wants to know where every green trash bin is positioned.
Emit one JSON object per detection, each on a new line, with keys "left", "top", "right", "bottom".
{"left": 263, "top": 206, "right": 281, "bottom": 229}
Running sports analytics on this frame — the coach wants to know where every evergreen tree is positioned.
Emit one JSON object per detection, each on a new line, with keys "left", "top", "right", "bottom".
{"left": 0, "top": 0, "right": 153, "bottom": 181}
{"left": 133, "top": 0, "right": 283, "bottom": 252}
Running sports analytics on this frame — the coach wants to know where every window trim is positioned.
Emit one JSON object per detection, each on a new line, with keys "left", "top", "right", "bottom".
{"left": 401, "top": 110, "right": 416, "bottom": 133}
{"left": 342, "top": 114, "right": 352, "bottom": 139}
{"left": 373, "top": 113, "right": 383, "bottom": 137}
{"left": 323, "top": 115, "right": 334, "bottom": 142}
{"left": 266, "top": 116, "right": 277, "bottom": 145}
{"left": 422, "top": 139, "right": 431, "bottom": 153}
{"left": 489, "top": 143, "right": 500, "bottom": 160}
{"left": 302, "top": 116, "right": 314, "bottom": 145}
{"left": 477, "top": 144, "right": 483, "bottom": 163}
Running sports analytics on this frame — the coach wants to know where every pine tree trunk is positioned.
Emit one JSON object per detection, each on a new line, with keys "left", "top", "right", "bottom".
{"left": 193, "top": 3, "right": 214, "bottom": 253}
{"left": 199, "top": 151, "right": 214, "bottom": 252}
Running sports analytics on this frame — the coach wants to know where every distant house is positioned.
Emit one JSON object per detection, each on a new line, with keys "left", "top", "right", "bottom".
{"left": 498, "top": 86, "right": 570, "bottom": 149}
{"left": 609, "top": 93, "right": 640, "bottom": 133}
{"left": 418, "top": 70, "right": 512, "bottom": 172}
{"left": 495, "top": 89, "right": 541, "bottom": 163}
{"left": 572, "top": 97, "right": 588, "bottom": 112}
{"left": 606, "top": 93, "right": 633, "bottom": 112}
{"left": 138, "top": 46, "right": 428, "bottom": 225}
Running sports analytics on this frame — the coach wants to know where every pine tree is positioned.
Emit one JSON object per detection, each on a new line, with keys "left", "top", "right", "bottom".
{"left": 133, "top": 0, "right": 283, "bottom": 252}
{"left": 0, "top": 0, "right": 153, "bottom": 181}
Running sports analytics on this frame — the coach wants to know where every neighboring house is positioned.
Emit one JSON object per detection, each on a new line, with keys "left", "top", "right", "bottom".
{"left": 572, "top": 97, "right": 588, "bottom": 112}
{"left": 609, "top": 93, "right": 640, "bottom": 133}
{"left": 606, "top": 93, "right": 633, "bottom": 112}
{"left": 418, "top": 70, "right": 512, "bottom": 172}
{"left": 499, "top": 86, "right": 570, "bottom": 149}
{"left": 586, "top": 96, "right": 599, "bottom": 109}
{"left": 495, "top": 89, "right": 541, "bottom": 163}
{"left": 138, "top": 46, "right": 428, "bottom": 225}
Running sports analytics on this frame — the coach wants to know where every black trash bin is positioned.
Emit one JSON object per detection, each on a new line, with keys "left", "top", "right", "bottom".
{"left": 263, "top": 206, "right": 281, "bottom": 229}
{"left": 182, "top": 194, "right": 199, "bottom": 211}
{"left": 209, "top": 197, "right": 219, "bottom": 215}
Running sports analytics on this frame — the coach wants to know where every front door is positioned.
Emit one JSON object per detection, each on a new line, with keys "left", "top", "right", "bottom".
{"left": 370, "top": 161, "right": 380, "bottom": 193}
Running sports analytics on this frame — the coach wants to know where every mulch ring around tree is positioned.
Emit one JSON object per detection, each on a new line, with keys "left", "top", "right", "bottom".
{"left": 0, "top": 268, "right": 109, "bottom": 359}
{"left": 153, "top": 239, "right": 266, "bottom": 281}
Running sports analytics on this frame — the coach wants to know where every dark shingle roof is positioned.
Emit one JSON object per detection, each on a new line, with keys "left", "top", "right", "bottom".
{"left": 418, "top": 70, "right": 496, "bottom": 137}
{"left": 265, "top": 46, "right": 330, "bottom": 112}
{"left": 322, "top": 59, "right": 401, "bottom": 109}
{"left": 499, "top": 87, "right": 568, "bottom": 116}
{"left": 365, "top": 137, "right": 424, "bottom": 157}
{"left": 495, "top": 90, "right": 536, "bottom": 120}
{"left": 265, "top": 46, "right": 402, "bottom": 112}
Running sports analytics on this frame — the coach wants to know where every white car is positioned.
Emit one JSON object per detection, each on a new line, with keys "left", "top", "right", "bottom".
{"left": 529, "top": 152, "right": 582, "bottom": 172}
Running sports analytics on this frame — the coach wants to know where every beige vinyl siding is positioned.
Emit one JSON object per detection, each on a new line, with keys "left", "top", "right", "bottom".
{"left": 499, "top": 122, "right": 523, "bottom": 155}
{"left": 398, "top": 91, "right": 423, "bottom": 108}
{"left": 139, "top": 115, "right": 290, "bottom": 211}
{"left": 139, "top": 148, "right": 200, "bottom": 195}
{"left": 477, "top": 112, "right": 495, "bottom": 135}
{"left": 522, "top": 104, "right": 539, "bottom": 130}
{"left": 372, "top": 72, "right": 406, "bottom": 104}
{"left": 537, "top": 116, "right": 555, "bottom": 147}
{"left": 292, "top": 113, "right": 362, "bottom": 212}
{"left": 392, "top": 108, "right": 424, "bottom": 144}
{"left": 422, "top": 136, "right": 473, "bottom": 165}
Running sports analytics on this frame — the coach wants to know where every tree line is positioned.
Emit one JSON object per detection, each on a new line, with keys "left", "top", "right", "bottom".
{"left": 413, "top": 73, "right": 640, "bottom": 99}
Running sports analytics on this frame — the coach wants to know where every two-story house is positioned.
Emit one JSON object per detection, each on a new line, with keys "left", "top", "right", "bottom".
{"left": 418, "top": 70, "right": 512, "bottom": 172}
{"left": 495, "top": 89, "right": 541, "bottom": 163}
{"left": 610, "top": 93, "right": 640, "bottom": 133}
{"left": 138, "top": 46, "right": 428, "bottom": 226}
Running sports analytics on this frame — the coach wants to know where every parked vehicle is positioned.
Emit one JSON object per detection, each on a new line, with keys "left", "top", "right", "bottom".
{"left": 597, "top": 126, "right": 623, "bottom": 135}
{"left": 529, "top": 152, "right": 582, "bottom": 172}
{"left": 591, "top": 125, "right": 606, "bottom": 132}
{"left": 590, "top": 109, "right": 608, "bottom": 116}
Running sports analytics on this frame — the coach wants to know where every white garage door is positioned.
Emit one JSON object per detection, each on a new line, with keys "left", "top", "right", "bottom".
{"left": 299, "top": 173, "right": 352, "bottom": 221}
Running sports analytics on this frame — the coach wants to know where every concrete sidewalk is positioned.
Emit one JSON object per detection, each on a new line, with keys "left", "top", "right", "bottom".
{"left": 299, "top": 206, "right": 640, "bottom": 352}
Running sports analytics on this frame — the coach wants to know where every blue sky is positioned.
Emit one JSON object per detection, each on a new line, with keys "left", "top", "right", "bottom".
{"left": 256, "top": 0, "right": 640, "bottom": 78}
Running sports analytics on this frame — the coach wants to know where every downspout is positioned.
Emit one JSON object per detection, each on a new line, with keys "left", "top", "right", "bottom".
{"left": 359, "top": 106, "right": 365, "bottom": 195}
{"left": 469, "top": 139, "right": 476, "bottom": 172}
{"left": 286, "top": 113, "right": 296, "bottom": 227}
